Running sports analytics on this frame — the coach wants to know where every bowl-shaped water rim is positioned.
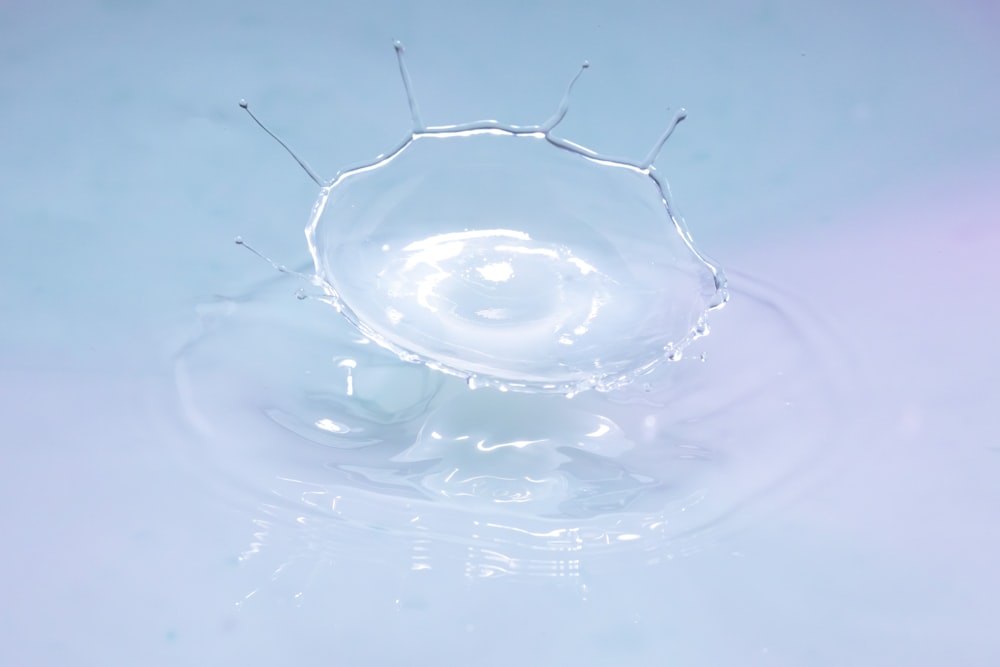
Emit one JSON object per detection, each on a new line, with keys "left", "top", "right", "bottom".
{"left": 306, "top": 125, "right": 726, "bottom": 394}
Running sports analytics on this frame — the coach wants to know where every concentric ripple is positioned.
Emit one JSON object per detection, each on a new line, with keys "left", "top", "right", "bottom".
{"left": 171, "top": 267, "right": 851, "bottom": 582}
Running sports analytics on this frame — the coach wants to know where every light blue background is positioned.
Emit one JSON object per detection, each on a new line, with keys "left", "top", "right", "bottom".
{"left": 2, "top": 1, "right": 998, "bottom": 665}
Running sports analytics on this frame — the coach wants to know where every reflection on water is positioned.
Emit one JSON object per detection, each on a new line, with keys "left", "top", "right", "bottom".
{"left": 171, "top": 266, "right": 851, "bottom": 597}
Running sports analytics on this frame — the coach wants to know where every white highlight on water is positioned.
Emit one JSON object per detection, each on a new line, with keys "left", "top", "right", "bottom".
{"left": 239, "top": 42, "right": 727, "bottom": 395}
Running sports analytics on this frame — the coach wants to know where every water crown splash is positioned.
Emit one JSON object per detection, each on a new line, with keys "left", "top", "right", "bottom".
{"left": 240, "top": 42, "right": 727, "bottom": 395}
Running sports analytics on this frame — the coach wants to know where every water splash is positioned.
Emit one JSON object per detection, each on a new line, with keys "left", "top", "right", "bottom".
{"left": 240, "top": 43, "right": 727, "bottom": 394}
{"left": 192, "top": 45, "right": 853, "bottom": 596}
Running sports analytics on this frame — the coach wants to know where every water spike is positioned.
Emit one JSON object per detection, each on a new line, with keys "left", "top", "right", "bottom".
{"left": 234, "top": 236, "right": 311, "bottom": 282}
{"left": 393, "top": 41, "right": 424, "bottom": 132}
{"left": 639, "top": 108, "right": 688, "bottom": 169}
{"left": 542, "top": 61, "right": 590, "bottom": 132}
{"left": 239, "top": 100, "right": 324, "bottom": 187}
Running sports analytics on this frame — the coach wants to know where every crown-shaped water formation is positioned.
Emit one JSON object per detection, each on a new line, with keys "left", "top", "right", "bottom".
{"left": 240, "top": 42, "right": 727, "bottom": 395}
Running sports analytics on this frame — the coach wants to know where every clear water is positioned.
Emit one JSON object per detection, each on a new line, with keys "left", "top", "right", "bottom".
{"left": 181, "top": 45, "right": 840, "bottom": 585}
{"left": 249, "top": 45, "right": 726, "bottom": 394}
{"left": 3, "top": 2, "right": 1000, "bottom": 666}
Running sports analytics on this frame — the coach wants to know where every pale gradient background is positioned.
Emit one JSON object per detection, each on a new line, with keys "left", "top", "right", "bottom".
{"left": 2, "top": 1, "right": 999, "bottom": 665}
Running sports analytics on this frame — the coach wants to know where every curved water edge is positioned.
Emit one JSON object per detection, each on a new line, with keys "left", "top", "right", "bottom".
{"left": 244, "top": 44, "right": 726, "bottom": 395}
{"left": 169, "top": 267, "right": 854, "bottom": 587}
{"left": 307, "top": 128, "right": 726, "bottom": 395}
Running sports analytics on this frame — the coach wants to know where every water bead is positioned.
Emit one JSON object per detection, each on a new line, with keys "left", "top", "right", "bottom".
{"left": 243, "top": 44, "right": 727, "bottom": 394}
